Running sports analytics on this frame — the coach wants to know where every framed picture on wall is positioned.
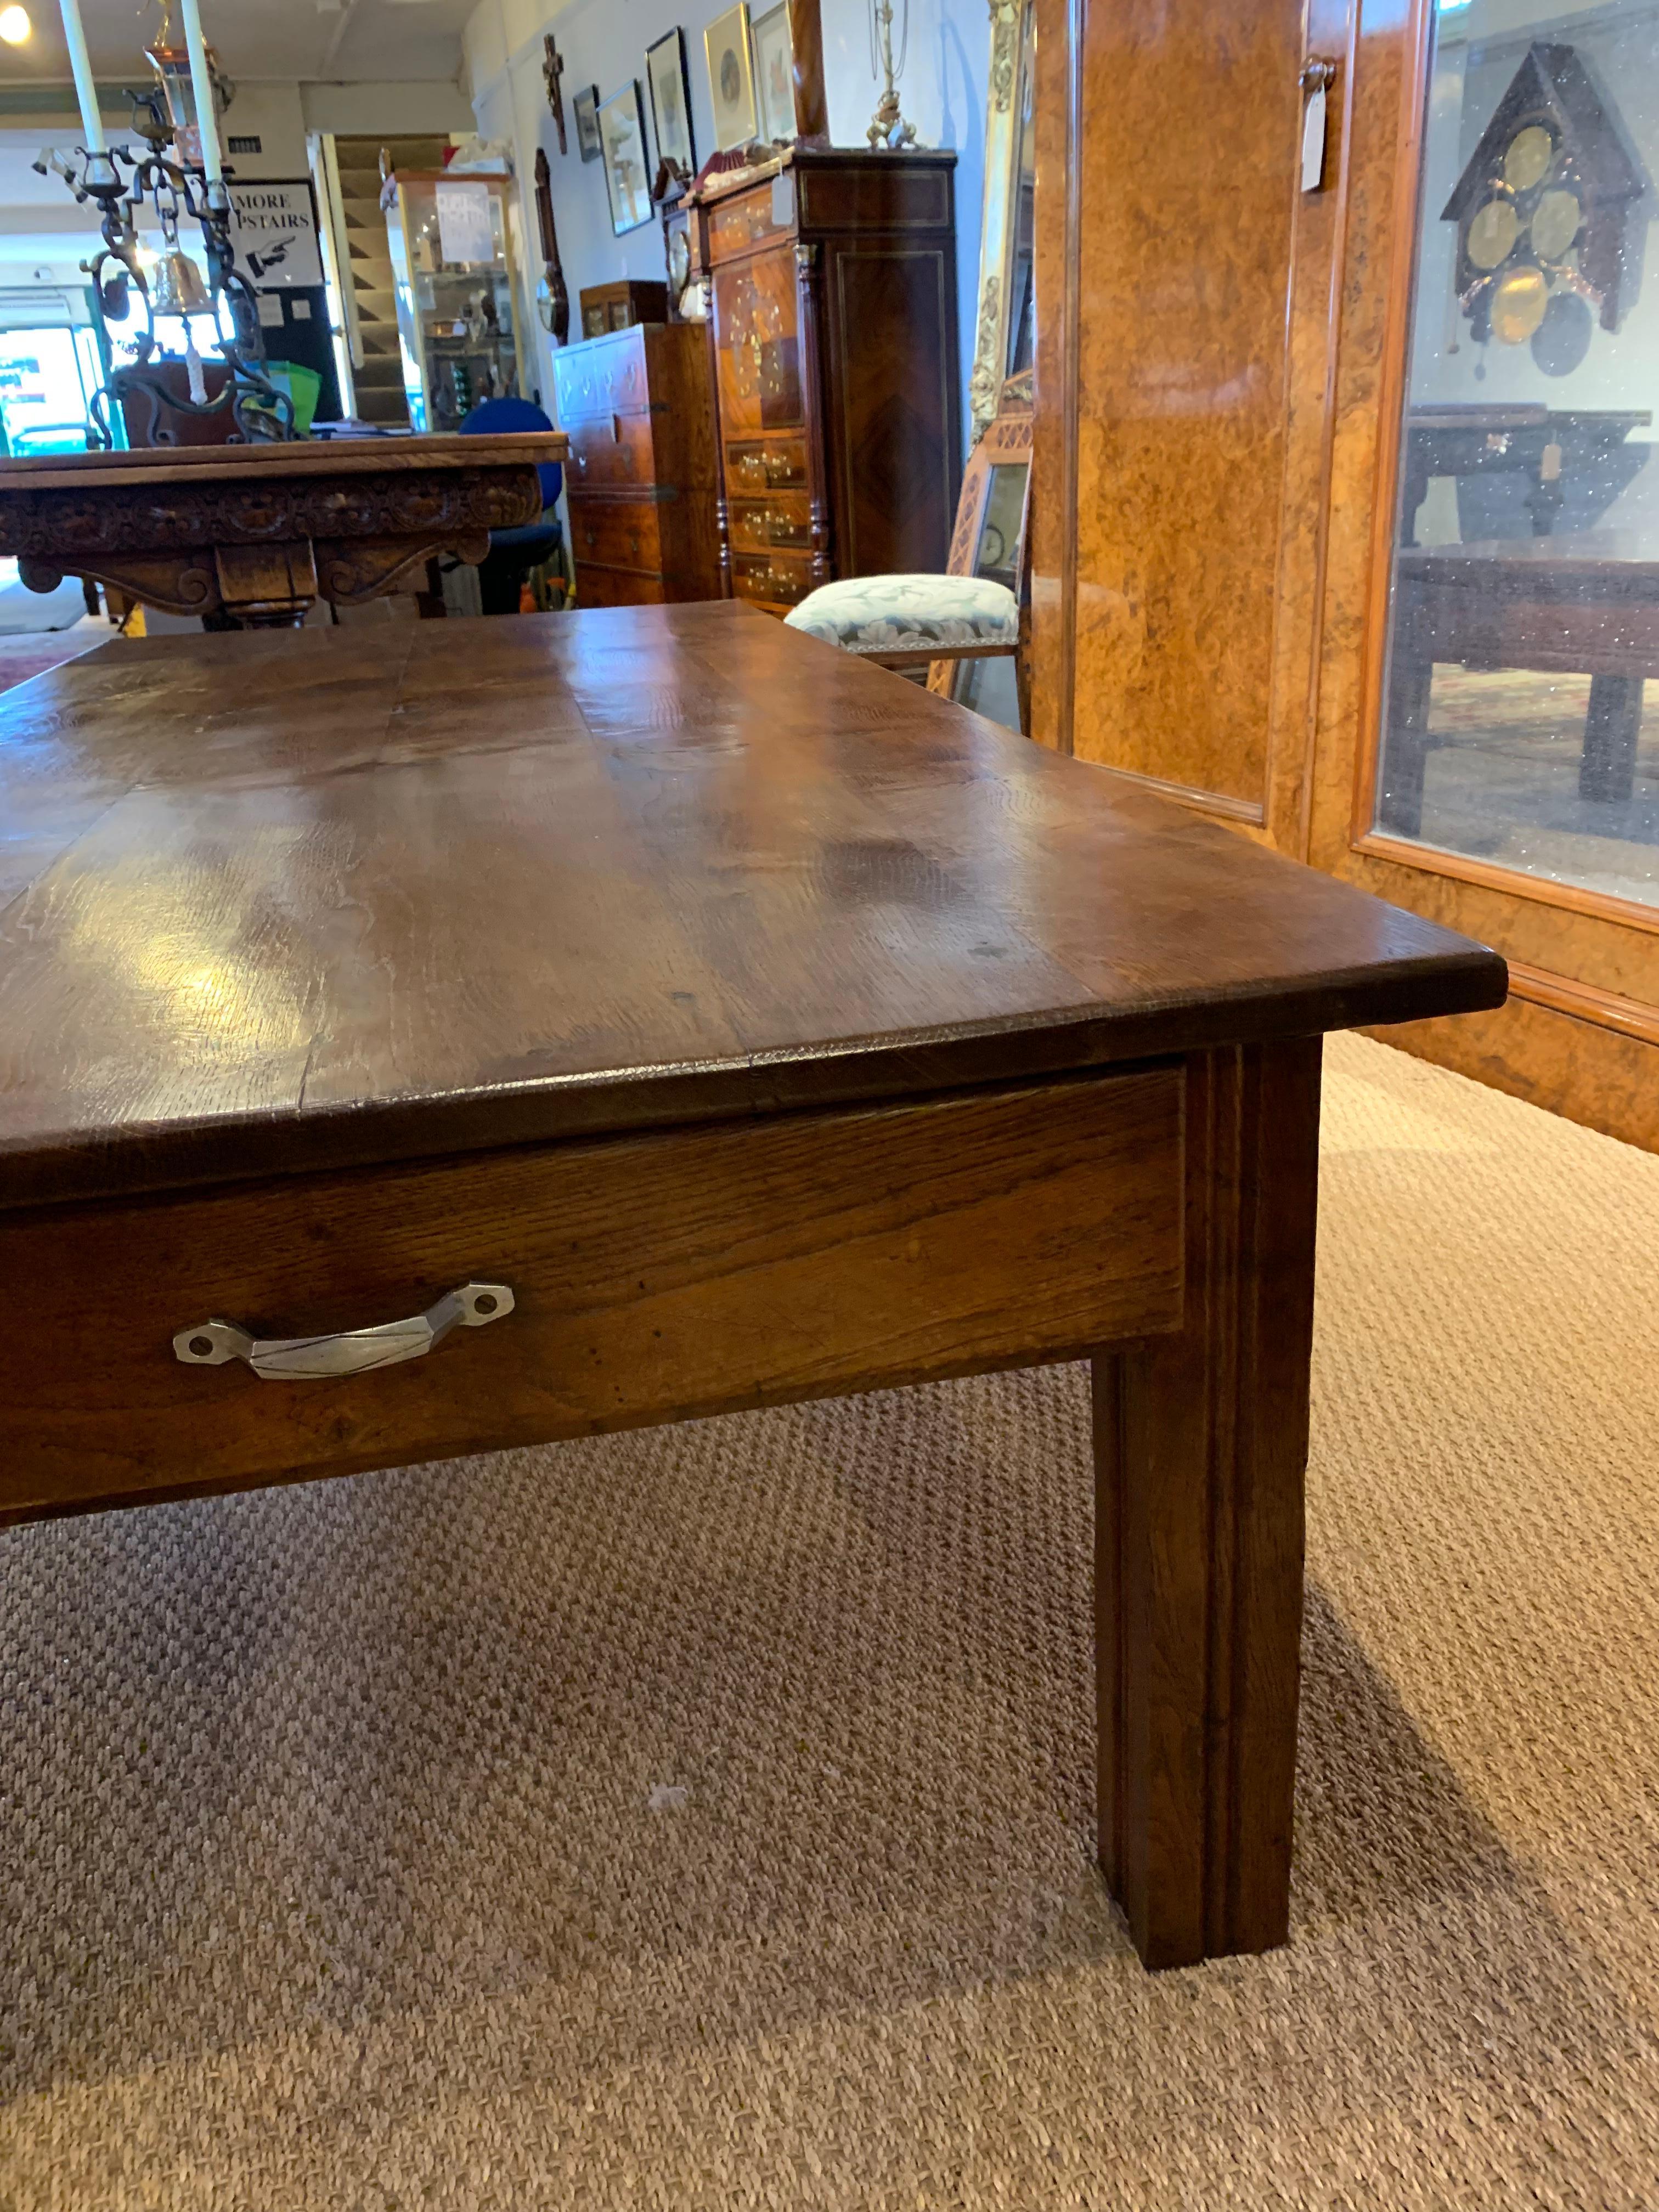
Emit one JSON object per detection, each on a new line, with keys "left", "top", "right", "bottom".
{"left": 646, "top": 27, "right": 697, "bottom": 180}
{"left": 751, "top": 3, "right": 795, "bottom": 144}
{"left": 573, "top": 83, "right": 603, "bottom": 163}
{"left": 599, "top": 81, "right": 654, "bottom": 234}
{"left": 704, "top": 3, "right": 757, "bottom": 153}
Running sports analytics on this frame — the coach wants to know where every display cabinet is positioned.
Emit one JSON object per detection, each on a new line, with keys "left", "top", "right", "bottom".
{"left": 384, "top": 170, "right": 526, "bottom": 433}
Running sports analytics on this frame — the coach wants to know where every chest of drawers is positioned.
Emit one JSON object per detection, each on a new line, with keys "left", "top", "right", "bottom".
{"left": 693, "top": 149, "right": 961, "bottom": 614}
{"left": 551, "top": 322, "right": 720, "bottom": 606}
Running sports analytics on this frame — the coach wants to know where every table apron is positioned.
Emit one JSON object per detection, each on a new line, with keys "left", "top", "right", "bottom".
{"left": 0, "top": 1065, "right": 1185, "bottom": 1526}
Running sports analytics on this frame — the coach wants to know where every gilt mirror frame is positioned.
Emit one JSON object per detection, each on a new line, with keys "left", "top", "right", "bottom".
{"left": 968, "top": 0, "right": 1036, "bottom": 443}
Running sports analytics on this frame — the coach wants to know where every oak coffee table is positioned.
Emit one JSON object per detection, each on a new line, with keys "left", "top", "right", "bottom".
{"left": 0, "top": 603, "right": 1505, "bottom": 1970}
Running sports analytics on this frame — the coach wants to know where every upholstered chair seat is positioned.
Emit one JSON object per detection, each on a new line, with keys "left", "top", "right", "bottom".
{"left": 783, "top": 574, "right": 1019, "bottom": 656}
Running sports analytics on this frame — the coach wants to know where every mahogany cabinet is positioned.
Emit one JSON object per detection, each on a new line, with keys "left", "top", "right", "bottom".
{"left": 693, "top": 149, "right": 961, "bottom": 615}
{"left": 550, "top": 321, "right": 720, "bottom": 607}
{"left": 1031, "top": 0, "right": 1659, "bottom": 1152}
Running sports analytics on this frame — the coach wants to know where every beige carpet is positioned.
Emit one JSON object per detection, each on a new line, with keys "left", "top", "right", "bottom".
{"left": 3, "top": 1033, "right": 1657, "bottom": 2209}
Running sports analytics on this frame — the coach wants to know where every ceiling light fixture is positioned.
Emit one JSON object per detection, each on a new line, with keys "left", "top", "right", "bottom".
{"left": 0, "top": 5, "right": 33, "bottom": 44}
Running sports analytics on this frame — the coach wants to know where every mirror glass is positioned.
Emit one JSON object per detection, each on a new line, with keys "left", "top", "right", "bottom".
{"left": 1004, "top": 7, "right": 1037, "bottom": 386}
{"left": 1373, "top": 0, "right": 1659, "bottom": 909}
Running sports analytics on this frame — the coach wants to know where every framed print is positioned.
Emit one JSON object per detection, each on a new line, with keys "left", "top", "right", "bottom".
{"left": 573, "top": 83, "right": 602, "bottom": 164}
{"left": 646, "top": 27, "right": 697, "bottom": 180}
{"left": 751, "top": 3, "right": 795, "bottom": 145}
{"left": 599, "top": 82, "right": 654, "bottom": 234}
{"left": 703, "top": 3, "right": 757, "bottom": 153}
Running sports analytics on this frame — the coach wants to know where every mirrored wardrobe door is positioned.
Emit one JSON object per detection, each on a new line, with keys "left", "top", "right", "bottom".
{"left": 1308, "top": 0, "right": 1659, "bottom": 1150}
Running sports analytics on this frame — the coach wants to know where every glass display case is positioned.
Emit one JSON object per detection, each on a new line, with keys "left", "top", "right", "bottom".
{"left": 383, "top": 170, "right": 524, "bottom": 433}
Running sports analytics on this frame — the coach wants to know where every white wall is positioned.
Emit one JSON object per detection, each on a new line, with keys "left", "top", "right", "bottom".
{"left": 465, "top": 0, "right": 989, "bottom": 446}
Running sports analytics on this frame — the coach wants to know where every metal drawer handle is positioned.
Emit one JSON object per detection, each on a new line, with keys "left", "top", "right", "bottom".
{"left": 173, "top": 1281, "right": 515, "bottom": 1381}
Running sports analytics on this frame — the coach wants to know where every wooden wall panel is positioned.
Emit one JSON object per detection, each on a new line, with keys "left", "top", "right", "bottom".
{"left": 1032, "top": 0, "right": 1356, "bottom": 852}
{"left": 1031, "top": 0, "right": 1327, "bottom": 826}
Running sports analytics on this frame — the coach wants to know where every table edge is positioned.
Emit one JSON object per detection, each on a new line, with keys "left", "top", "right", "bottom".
{"left": 0, "top": 435, "right": 569, "bottom": 495}
{"left": 0, "top": 948, "right": 1508, "bottom": 1215}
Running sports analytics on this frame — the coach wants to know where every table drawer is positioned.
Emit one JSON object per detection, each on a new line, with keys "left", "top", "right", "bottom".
{"left": 0, "top": 1069, "right": 1183, "bottom": 1524}
{"left": 565, "top": 413, "right": 658, "bottom": 492}
{"left": 568, "top": 496, "right": 664, "bottom": 574}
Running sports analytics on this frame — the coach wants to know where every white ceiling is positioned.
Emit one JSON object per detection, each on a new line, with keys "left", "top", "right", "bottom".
{"left": 0, "top": 0, "right": 474, "bottom": 86}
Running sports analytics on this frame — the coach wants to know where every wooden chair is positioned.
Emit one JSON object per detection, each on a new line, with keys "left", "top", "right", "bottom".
{"left": 783, "top": 402, "right": 1033, "bottom": 729}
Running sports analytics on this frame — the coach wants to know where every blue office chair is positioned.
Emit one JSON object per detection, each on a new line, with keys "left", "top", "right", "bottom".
{"left": 458, "top": 394, "right": 566, "bottom": 616}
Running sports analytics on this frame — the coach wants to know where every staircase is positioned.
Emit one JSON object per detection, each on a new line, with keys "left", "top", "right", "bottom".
{"left": 330, "top": 133, "right": 452, "bottom": 429}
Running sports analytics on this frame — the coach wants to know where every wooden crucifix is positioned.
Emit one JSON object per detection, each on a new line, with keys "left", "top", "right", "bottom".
{"left": 543, "top": 34, "right": 567, "bottom": 155}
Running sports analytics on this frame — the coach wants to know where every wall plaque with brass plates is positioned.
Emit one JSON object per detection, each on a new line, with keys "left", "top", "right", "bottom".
{"left": 1442, "top": 42, "right": 1642, "bottom": 354}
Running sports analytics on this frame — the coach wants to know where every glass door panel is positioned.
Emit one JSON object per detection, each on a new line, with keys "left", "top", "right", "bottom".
{"left": 0, "top": 326, "right": 98, "bottom": 456}
{"left": 1374, "top": 0, "right": 1659, "bottom": 910}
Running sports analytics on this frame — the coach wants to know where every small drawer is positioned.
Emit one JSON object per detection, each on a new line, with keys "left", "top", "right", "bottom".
{"left": 551, "top": 326, "right": 649, "bottom": 422}
{"left": 568, "top": 498, "right": 663, "bottom": 575}
{"left": 707, "top": 172, "right": 797, "bottom": 264}
{"left": 725, "top": 438, "right": 808, "bottom": 495}
{"left": 576, "top": 563, "right": 667, "bottom": 609}
{"left": 729, "top": 495, "right": 812, "bottom": 555}
{"left": 731, "top": 548, "right": 814, "bottom": 608}
{"left": 565, "top": 413, "right": 657, "bottom": 492}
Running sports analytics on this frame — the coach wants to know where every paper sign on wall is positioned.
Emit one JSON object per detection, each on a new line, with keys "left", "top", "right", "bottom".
{"left": 227, "top": 182, "right": 324, "bottom": 287}
{"left": 436, "top": 180, "right": 494, "bottom": 267}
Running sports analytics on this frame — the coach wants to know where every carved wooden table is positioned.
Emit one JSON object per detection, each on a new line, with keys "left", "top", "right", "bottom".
{"left": 0, "top": 603, "right": 1505, "bottom": 1970}
{"left": 0, "top": 433, "right": 568, "bottom": 628}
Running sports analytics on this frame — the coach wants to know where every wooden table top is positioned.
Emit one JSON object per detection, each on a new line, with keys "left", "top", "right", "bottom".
{"left": 0, "top": 601, "right": 1504, "bottom": 1209}
{"left": 0, "top": 432, "right": 568, "bottom": 496}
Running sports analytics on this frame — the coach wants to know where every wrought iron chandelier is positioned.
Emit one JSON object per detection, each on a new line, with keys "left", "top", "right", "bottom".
{"left": 36, "top": 0, "right": 295, "bottom": 444}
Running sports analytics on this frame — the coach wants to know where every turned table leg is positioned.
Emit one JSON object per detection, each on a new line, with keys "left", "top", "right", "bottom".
{"left": 1093, "top": 1039, "right": 1320, "bottom": 1969}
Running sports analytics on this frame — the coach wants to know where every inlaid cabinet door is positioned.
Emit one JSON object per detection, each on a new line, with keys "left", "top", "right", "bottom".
{"left": 710, "top": 250, "right": 805, "bottom": 437}
{"left": 1030, "top": 0, "right": 1350, "bottom": 848}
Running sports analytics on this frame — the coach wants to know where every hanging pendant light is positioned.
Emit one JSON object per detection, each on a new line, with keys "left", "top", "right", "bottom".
{"left": 144, "top": 1, "right": 233, "bottom": 173}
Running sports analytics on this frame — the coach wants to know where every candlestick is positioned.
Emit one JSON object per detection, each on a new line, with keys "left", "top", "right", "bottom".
{"left": 55, "top": 0, "right": 105, "bottom": 154}
{"left": 177, "top": 0, "right": 222, "bottom": 183}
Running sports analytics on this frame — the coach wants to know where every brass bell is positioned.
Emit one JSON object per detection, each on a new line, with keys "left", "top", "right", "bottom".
{"left": 149, "top": 242, "right": 210, "bottom": 317}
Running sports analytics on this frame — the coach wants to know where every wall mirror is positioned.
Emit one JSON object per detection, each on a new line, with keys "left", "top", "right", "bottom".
{"left": 968, "top": 0, "right": 1037, "bottom": 442}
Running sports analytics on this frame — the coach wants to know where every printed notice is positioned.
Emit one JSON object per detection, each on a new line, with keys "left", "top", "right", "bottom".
{"left": 227, "top": 180, "right": 324, "bottom": 287}
{"left": 436, "top": 180, "right": 494, "bottom": 267}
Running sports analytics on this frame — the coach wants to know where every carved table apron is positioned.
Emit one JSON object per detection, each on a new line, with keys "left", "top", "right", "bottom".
{"left": 0, "top": 435, "right": 569, "bottom": 628}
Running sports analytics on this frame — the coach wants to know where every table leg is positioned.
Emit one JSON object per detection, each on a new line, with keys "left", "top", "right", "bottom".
{"left": 1378, "top": 584, "right": 1434, "bottom": 838}
{"left": 1093, "top": 1038, "right": 1319, "bottom": 1969}
{"left": 1579, "top": 675, "right": 1643, "bottom": 804}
